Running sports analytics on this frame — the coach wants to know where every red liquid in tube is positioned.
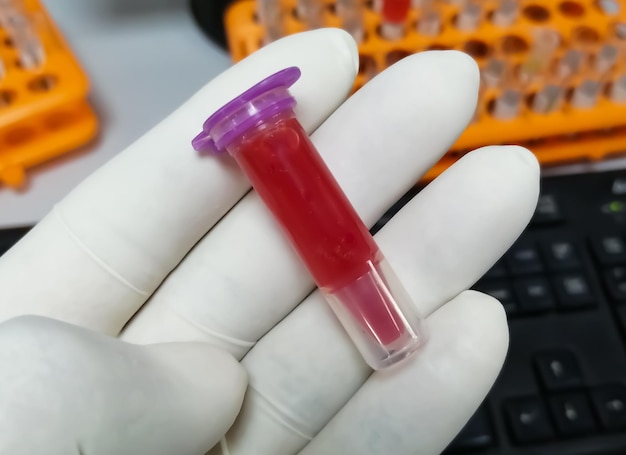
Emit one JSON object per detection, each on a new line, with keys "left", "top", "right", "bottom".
{"left": 192, "top": 67, "right": 426, "bottom": 369}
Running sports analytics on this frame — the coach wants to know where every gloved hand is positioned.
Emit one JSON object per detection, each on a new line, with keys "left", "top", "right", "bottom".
{"left": 0, "top": 29, "right": 539, "bottom": 455}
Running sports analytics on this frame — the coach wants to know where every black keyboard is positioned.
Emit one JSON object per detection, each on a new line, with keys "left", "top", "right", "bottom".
{"left": 374, "top": 168, "right": 626, "bottom": 454}
{"left": 4, "top": 169, "right": 626, "bottom": 454}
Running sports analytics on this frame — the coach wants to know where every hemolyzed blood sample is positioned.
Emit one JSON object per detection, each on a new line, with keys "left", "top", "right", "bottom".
{"left": 192, "top": 67, "right": 426, "bottom": 369}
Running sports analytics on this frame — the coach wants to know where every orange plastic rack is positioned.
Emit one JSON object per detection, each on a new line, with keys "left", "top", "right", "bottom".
{"left": 0, "top": 0, "right": 98, "bottom": 188}
{"left": 225, "top": 0, "right": 626, "bottom": 179}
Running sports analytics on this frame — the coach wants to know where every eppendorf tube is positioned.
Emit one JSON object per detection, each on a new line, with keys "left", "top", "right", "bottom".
{"left": 257, "top": 0, "right": 287, "bottom": 43}
{"left": 192, "top": 67, "right": 426, "bottom": 369}
{"left": 415, "top": 0, "right": 441, "bottom": 36}
{"left": 492, "top": 0, "right": 518, "bottom": 27}
{"left": 336, "top": 0, "right": 365, "bottom": 42}
{"left": 298, "top": 0, "right": 324, "bottom": 30}
{"left": 456, "top": 0, "right": 482, "bottom": 32}
{"left": 379, "top": 0, "right": 411, "bottom": 40}
{"left": 519, "top": 28, "right": 561, "bottom": 85}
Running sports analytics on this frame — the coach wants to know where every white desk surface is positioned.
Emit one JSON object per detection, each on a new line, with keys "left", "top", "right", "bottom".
{"left": 0, "top": 0, "right": 232, "bottom": 227}
{"left": 1, "top": 1, "right": 626, "bottom": 227}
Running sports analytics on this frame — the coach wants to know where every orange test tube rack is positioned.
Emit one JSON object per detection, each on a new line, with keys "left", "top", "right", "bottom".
{"left": 0, "top": 0, "right": 98, "bottom": 188}
{"left": 224, "top": 0, "right": 626, "bottom": 180}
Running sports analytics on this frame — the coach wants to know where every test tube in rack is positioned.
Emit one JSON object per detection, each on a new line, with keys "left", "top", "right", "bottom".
{"left": 298, "top": 0, "right": 324, "bottom": 30}
{"left": 337, "top": 0, "right": 365, "bottom": 42}
{"left": 532, "top": 49, "right": 584, "bottom": 114}
{"left": 456, "top": 0, "right": 483, "bottom": 32}
{"left": 519, "top": 28, "right": 561, "bottom": 85}
{"left": 379, "top": 0, "right": 411, "bottom": 40}
{"left": 415, "top": 0, "right": 441, "bottom": 36}
{"left": 1, "top": 2, "right": 45, "bottom": 69}
{"left": 492, "top": 0, "right": 518, "bottom": 27}
{"left": 256, "top": 0, "right": 288, "bottom": 43}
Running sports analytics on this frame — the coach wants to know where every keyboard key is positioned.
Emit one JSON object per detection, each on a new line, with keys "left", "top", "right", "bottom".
{"left": 542, "top": 240, "right": 582, "bottom": 271}
{"left": 548, "top": 392, "right": 597, "bottom": 436}
{"left": 590, "top": 384, "right": 626, "bottom": 431}
{"left": 446, "top": 406, "right": 494, "bottom": 452}
{"left": 513, "top": 277, "right": 555, "bottom": 314}
{"left": 506, "top": 243, "right": 544, "bottom": 275}
{"left": 604, "top": 267, "right": 626, "bottom": 302}
{"left": 532, "top": 193, "right": 563, "bottom": 225}
{"left": 553, "top": 273, "right": 596, "bottom": 309}
{"left": 591, "top": 234, "right": 626, "bottom": 265}
{"left": 474, "top": 281, "right": 517, "bottom": 316}
{"left": 534, "top": 350, "right": 584, "bottom": 391}
{"left": 504, "top": 396, "right": 555, "bottom": 444}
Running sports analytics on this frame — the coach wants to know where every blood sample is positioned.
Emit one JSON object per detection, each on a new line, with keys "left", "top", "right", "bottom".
{"left": 380, "top": 0, "right": 411, "bottom": 40}
{"left": 192, "top": 67, "right": 426, "bottom": 369}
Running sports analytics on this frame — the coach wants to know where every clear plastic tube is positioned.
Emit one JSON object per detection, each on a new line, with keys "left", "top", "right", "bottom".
{"left": 192, "top": 68, "right": 427, "bottom": 370}
{"left": 610, "top": 74, "right": 626, "bottom": 103}
{"left": 572, "top": 79, "right": 602, "bottom": 108}
{"left": 337, "top": 0, "right": 365, "bottom": 42}
{"left": 594, "top": 44, "right": 619, "bottom": 74}
{"left": 0, "top": 0, "right": 45, "bottom": 68}
{"left": 379, "top": 0, "right": 411, "bottom": 40}
{"left": 493, "top": 89, "right": 522, "bottom": 119}
{"left": 532, "top": 84, "right": 564, "bottom": 113}
{"left": 415, "top": 0, "right": 441, "bottom": 36}
{"left": 492, "top": 0, "right": 518, "bottom": 27}
{"left": 257, "top": 0, "right": 287, "bottom": 43}
{"left": 298, "top": 0, "right": 324, "bottom": 30}
{"left": 557, "top": 49, "right": 584, "bottom": 80}
{"left": 519, "top": 28, "right": 560, "bottom": 85}
{"left": 482, "top": 58, "right": 507, "bottom": 88}
{"left": 456, "top": 0, "right": 482, "bottom": 31}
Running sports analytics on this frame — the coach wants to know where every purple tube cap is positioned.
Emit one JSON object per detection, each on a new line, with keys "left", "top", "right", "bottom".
{"left": 192, "top": 66, "right": 301, "bottom": 154}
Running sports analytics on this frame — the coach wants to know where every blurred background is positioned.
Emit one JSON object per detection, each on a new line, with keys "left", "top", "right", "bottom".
{"left": 4, "top": 1, "right": 626, "bottom": 454}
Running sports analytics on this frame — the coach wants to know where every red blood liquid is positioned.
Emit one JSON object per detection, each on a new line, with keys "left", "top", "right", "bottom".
{"left": 381, "top": 0, "right": 411, "bottom": 23}
{"left": 231, "top": 115, "right": 405, "bottom": 344}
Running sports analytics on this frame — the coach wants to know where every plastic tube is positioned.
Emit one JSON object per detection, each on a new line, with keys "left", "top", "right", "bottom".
{"left": 380, "top": 0, "right": 411, "bottom": 40}
{"left": 415, "top": 0, "right": 441, "bottom": 36}
{"left": 337, "top": 0, "right": 365, "bottom": 42}
{"left": 492, "top": 0, "right": 518, "bottom": 27}
{"left": 519, "top": 28, "right": 561, "bottom": 85}
{"left": 192, "top": 67, "right": 427, "bottom": 369}
{"left": 298, "top": 0, "right": 324, "bottom": 30}
{"left": 256, "top": 0, "right": 287, "bottom": 43}
{"left": 456, "top": 0, "right": 482, "bottom": 31}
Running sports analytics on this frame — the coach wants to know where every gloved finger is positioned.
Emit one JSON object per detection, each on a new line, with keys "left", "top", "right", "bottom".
{"left": 0, "top": 28, "right": 358, "bottom": 334}
{"left": 120, "top": 50, "right": 481, "bottom": 354}
{"left": 299, "top": 291, "right": 507, "bottom": 455}
{"left": 0, "top": 316, "right": 247, "bottom": 455}
{"left": 217, "top": 146, "right": 538, "bottom": 454}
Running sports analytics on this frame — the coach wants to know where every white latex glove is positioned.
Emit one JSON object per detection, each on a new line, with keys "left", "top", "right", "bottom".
{"left": 0, "top": 29, "right": 540, "bottom": 455}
